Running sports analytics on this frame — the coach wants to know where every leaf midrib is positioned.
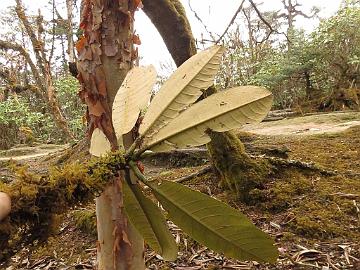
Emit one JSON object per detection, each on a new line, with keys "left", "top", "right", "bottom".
{"left": 148, "top": 94, "right": 271, "bottom": 149}
{"left": 152, "top": 182, "right": 270, "bottom": 261}
{"left": 142, "top": 47, "right": 222, "bottom": 136}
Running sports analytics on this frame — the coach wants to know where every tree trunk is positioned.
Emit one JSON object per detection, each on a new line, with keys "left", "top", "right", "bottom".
{"left": 142, "top": 0, "right": 196, "bottom": 67}
{"left": 13, "top": 0, "right": 75, "bottom": 140}
{"left": 65, "top": 0, "right": 75, "bottom": 63}
{"left": 304, "top": 70, "right": 313, "bottom": 99}
{"left": 45, "top": 65, "right": 75, "bottom": 139}
{"left": 143, "top": 0, "right": 269, "bottom": 202}
{"left": 77, "top": 1, "right": 144, "bottom": 269}
{"left": 207, "top": 131, "right": 269, "bottom": 203}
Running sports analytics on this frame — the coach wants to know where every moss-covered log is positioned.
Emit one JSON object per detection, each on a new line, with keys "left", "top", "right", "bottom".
{"left": 0, "top": 152, "right": 125, "bottom": 262}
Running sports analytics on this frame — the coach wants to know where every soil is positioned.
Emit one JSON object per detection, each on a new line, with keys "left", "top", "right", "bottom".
{"left": 0, "top": 144, "right": 68, "bottom": 161}
{"left": 0, "top": 112, "right": 359, "bottom": 270}
{"left": 243, "top": 111, "right": 360, "bottom": 136}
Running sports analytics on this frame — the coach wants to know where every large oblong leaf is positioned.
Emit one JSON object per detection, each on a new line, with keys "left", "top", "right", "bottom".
{"left": 144, "top": 86, "right": 273, "bottom": 152}
{"left": 89, "top": 128, "right": 111, "bottom": 157}
{"left": 112, "top": 65, "right": 156, "bottom": 137}
{"left": 147, "top": 180, "right": 278, "bottom": 263}
{"left": 123, "top": 182, "right": 178, "bottom": 261}
{"left": 139, "top": 45, "right": 225, "bottom": 137}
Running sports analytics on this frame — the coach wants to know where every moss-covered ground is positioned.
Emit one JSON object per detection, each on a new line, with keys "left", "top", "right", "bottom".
{"left": 0, "top": 122, "right": 359, "bottom": 269}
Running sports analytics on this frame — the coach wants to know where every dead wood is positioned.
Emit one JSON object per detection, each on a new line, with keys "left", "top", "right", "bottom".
{"left": 173, "top": 165, "right": 213, "bottom": 183}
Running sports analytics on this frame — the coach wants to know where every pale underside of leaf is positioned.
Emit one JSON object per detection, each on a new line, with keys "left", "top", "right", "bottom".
{"left": 123, "top": 182, "right": 178, "bottom": 261}
{"left": 139, "top": 45, "right": 225, "bottom": 137}
{"left": 89, "top": 128, "right": 111, "bottom": 157}
{"left": 147, "top": 180, "right": 278, "bottom": 263}
{"left": 144, "top": 86, "right": 273, "bottom": 152}
{"left": 112, "top": 65, "right": 157, "bottom": 138}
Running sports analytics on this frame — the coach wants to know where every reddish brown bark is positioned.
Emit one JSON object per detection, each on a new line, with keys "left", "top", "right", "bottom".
{"left": 77, "top": 0, "right": 140, "bottom": 149}
{"left": 77, "top": 1, "right": 144, "bottom": 269}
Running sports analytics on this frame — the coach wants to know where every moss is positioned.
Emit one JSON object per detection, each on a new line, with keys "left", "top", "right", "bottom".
{"left": 0, "top": 150, "right": 126, "bottom": 262}
{"left": 207, "top": 130, "right": 271, "bottom": 203}
{"left": 289, "top": 199, "right": 356, "bottom": 239}
{"left": 73, "top": 209, "right": 97, "bottom": 236}
{"left": 18, "top": 126, "right": 36, "bottom": 145}
{"left": 256, "top": 167, "right": 360, "bottom": 240}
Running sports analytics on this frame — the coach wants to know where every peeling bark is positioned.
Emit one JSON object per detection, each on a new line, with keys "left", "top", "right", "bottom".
{"left": 77, "top": 1, "right": 144, "bottom": 269}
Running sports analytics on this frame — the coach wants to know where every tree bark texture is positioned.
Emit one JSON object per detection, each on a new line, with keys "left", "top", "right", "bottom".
{"left": 66, "top": 0, "right": 76, "bottom": 63}
{"left": 77, "top": 1, "right": 144, "bottom": 269}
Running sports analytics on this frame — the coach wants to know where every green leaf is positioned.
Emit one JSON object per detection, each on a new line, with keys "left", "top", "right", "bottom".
{"left": 123, "top": 181, "right": 178, "bottom": 261}
{"left": 147, "top": 180, "right": 278, "bottom": 263}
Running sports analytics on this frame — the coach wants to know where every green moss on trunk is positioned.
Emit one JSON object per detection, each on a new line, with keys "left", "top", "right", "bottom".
{"left": 207, "top": 130, "right": 270, "bottom": 203}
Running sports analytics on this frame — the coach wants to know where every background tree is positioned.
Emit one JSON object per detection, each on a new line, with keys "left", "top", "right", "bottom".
{"left": 0, "top": 0, "right": 75, "bottom": 140}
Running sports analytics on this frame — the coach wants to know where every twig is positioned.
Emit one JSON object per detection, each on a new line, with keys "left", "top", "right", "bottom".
{"left": 129, "top": 160, "right": 148, "bottom": 183}
{"left": 48, "top": 0, "right": 56, "bottom": 64}
{"left": 187, "top": 0, "right": 216, "bottom": 42}
{"left": 125, "top": 135, "right": 144, "bottom": 159}
{"left": 284, "top": 253, "right": 322, "bottom": 269}
{"left": 174, "top": 165, "right": 213, "bottom": 183}
{"left": 325, "top": 254, "right": 340, "bottom": 270}
{"left": 329, "top": 192, "right": 359, "bottom": 199}
{"left": 248, "top": 0, "right": 291, "bottom": 44}
{"left": 216, "top": 0, "right": 245, "bottom": 44}
{"left": 263, "top": 156, "right": 337, "bottom": 176}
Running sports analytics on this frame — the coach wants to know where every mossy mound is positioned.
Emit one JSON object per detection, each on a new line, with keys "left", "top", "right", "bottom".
{"left": 0, "top": 151, "right": 125, "bottom": 262}
{"left": 73, "top": 209, "right": 97, "bottom": 236}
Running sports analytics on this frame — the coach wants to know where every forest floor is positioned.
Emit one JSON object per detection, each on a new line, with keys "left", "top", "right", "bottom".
{"left": 1, "top": 111, "right": 359, "bottom": 270}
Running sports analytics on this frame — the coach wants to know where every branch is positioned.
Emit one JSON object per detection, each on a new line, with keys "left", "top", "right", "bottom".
{"left": 15, "top": 0, "right": 47, "bottom": 76}
{"left": 187, "top": 0, "right": 216, "bottom": 43}
{"left": 0, "top": 40, "right": 45, "bottom": 93}
{"left": 248, "top": 0, "right": 291, "bottom": 44}
{"left": 48, "top": 0, "right": 57, "bottom": 64}
{"left": 0, "top": 68, "right": 13, "bottom": 84}
{"left": 142, "top": 0, "right": 197, "bottom": 66}
{"left": 216, "top": 0, "right": 246, "bottom": 44}
{"left": 174, "top": 165, "right": 213, "bottom": 183}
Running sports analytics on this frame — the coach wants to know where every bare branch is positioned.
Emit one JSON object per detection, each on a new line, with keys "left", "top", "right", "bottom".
{"left": 0, "top": 66, "right": 41, "bottom": 97}
{"left": 248, "top": 0, "right": 291, "bottom": 44}
{"left": 0, "top": 39, "right": 44, "bottom": 93}
{"left": 48, "top": 0, "right": 57, "bottom": 64}
{"left": 216, "top": 0, "right": 246, "bottom": 44}
{"left": 187, "top": 0, "right": 216, "bottom": 43}
{"left": 15, "top": 0, "right": 47, "bottom": 76}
